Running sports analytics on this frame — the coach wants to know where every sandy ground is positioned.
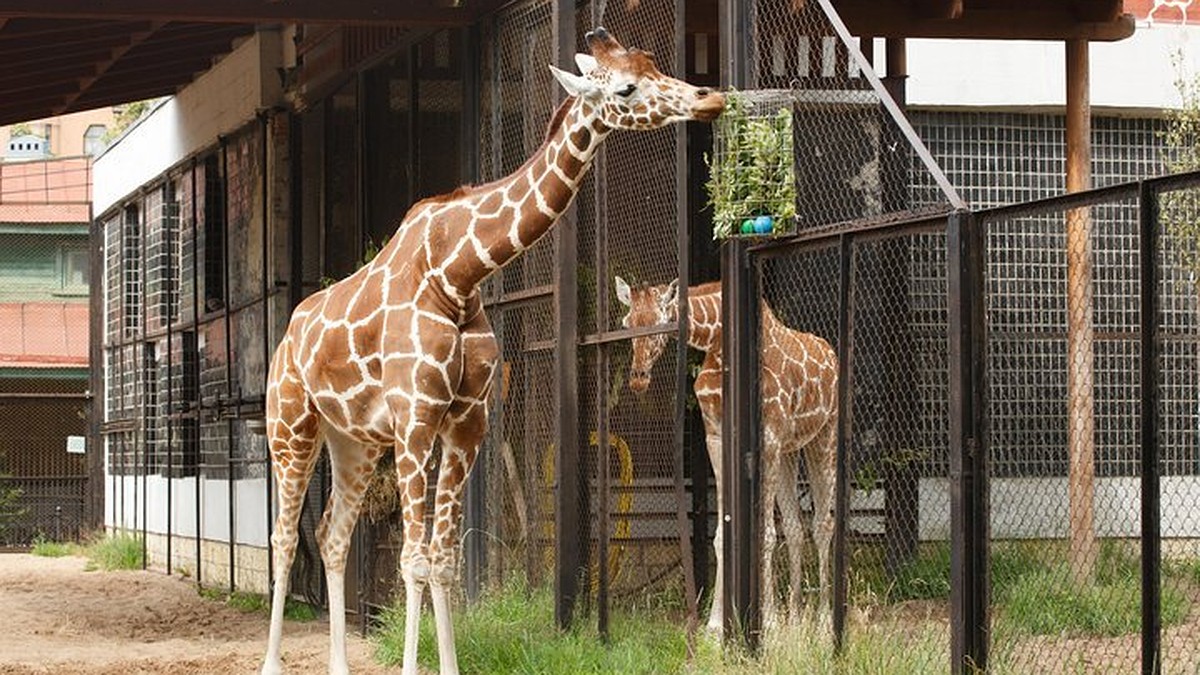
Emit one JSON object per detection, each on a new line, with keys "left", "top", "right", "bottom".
{"left": 0, "top": 553, "right": 392, "bottom": 674}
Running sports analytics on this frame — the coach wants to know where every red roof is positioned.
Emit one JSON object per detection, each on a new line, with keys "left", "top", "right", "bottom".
{"left": 0, "top": 157, "right": 91, "bottom": 225}
{"left": 0, "top": 302, "right": 89, "bottom": 368}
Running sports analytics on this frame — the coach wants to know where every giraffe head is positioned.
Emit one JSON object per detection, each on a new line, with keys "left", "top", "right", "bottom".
{"left": 615, "top": 276, "right": 679, "bottom": 393}
{"left": 549, "top": 27, "right": 724, "bottom": 130}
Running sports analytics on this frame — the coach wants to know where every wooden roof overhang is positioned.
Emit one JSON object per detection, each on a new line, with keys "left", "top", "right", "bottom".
{"left": 0, "top": 0, "right": 505, "bottom": 127}
{"left": 0, "top": 0, "right": 1134, "bottom": 127}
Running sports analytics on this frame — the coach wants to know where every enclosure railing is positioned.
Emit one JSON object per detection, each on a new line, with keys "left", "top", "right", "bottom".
{"left": 723, "top": 169, "right": 1200, "bottom": 674}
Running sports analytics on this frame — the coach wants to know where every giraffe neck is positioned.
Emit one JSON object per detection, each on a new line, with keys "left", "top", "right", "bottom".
{"left": 441, "top": 96, "right": 609, "bottom": 292}
{"left": 669, "top": 283, "right": 722, "bottom": 353}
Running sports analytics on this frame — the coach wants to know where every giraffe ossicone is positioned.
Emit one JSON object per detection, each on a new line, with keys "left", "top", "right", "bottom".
{"left": 260, "top": 28, "right": 723, "bottom": 675}
{"left": 615, "top": 276, "right": 838, "bottom": 632}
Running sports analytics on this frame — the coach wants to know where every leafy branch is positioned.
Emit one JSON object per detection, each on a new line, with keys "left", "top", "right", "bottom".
{"left": 706, "top": 91, "right": 797, "bottom": 238}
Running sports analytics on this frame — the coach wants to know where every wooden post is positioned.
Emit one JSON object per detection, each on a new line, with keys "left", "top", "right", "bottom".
{"left": 1065, "top": 39, "right": 1097, "bottom": 583}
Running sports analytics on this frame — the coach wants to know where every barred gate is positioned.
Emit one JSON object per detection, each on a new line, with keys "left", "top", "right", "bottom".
{"left": 733, "top": 160, "right": 1200, "bottom": 671}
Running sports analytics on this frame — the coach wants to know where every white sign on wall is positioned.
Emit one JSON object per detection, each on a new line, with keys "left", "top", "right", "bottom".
{"left": 66, "top": 435, "right": 86, "bottom": 454}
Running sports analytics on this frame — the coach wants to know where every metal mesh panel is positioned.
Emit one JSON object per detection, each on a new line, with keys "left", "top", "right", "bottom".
{"left": 755, "top": 226, "right": 951, "bottom": 668}
{"left": 589, "top": 0, "right": 686, "bottom": 607}
{"left": 722, "top": 0, "right": 951, "bottom": 239}
{"left": 477, "top": 0, "right": 559, "bottom": 591}
{"left": 981, "top": 187, "right": 1184, "bottom": 673}
{"left": 1152, "top": 182, "right": 1200, "bottom": 673}
{"left": 0, "top": 225, "right": 89, "bottom": 544}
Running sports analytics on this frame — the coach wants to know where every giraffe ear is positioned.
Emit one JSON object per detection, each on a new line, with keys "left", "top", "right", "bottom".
{"left": 614, "top": 276, "right": 632, "bottom": 307}
{"left": 574, "top": 53, "right": 599, "bottom": 76}
{"left": 661, "top": 279, "right": 679, "bottom": 307}
{"left": 549, "top": 64, "right": 600, "bottom": 100}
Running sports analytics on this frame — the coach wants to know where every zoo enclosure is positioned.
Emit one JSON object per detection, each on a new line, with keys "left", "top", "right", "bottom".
{"left": 724, "top": 171, "right": 1200, "bottom": 673}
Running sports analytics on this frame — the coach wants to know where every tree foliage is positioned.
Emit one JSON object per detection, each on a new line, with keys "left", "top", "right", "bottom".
{"left": 1162, "top": 51, "right": 1200, "bottom": 282}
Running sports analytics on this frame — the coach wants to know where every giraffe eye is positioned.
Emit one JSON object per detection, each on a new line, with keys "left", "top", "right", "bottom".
{"left": 616, "top": 83, "right": 637, "bottom": 97}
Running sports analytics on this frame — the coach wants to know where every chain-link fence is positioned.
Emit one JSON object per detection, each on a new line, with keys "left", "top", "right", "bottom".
{"left": 979, "top": 178, "right": 1200, "bottom": 673}
{"left": 0, "top": 157, "right": 92, "bottom": 547}
{"left": 736, "top": 169, "right": 1200, "bottom": 671}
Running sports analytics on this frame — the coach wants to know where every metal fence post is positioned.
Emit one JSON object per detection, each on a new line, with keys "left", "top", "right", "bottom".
{"left": 552, "top": 0, "right": 581, "bottom": 631}
{"left": 721, "top": 237, "right": 761, "bottom": 649}
{"left": 832, "top": 234, "right": 853, "bottom": 653}
{"left": 460, "top": 23, "right": 486, "bottom": 607}
{"left": 947, "top": 209, "right": 989, "bottom": 673}
{"left": 1138, "top": 181, "right": 1162, "bottom": 675}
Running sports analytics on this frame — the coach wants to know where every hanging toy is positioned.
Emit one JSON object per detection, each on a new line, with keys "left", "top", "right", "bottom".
{"left": 741, "top": 218, "right": 755, "bottom": 235}
{"left": 753, "top": 215, "right": 774, "bottom": 234}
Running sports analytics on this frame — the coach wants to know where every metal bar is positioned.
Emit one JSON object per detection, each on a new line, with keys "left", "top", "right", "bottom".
{"left": 191, "top": 158, "right": 202, "bottom": 589}
{"left": 720, "top": 238, "right": 760, "bottom": 648}
{"left": 460, "top": 23, "right": 486, "bottom": 607}
{"left": 552, "top": 0, "right": 580, "bottom": 631}
{"left": 813, "top": 0, "right": 965, "bottom": 210}
{"left": 719, "top": 0, "right": 756, "bottom": 650}
{"left": 482, "top": 284, "right": 556, "bottom": 310}
{"left": 594, "top": 0, "right": 610, "bottom": 634}
{"left": 221, "top": 136, "right": 236, "bottom": 593}
{"left": 579, "top": 322, "right": 678, "bottom": 345}
{"left": 87, "top": 203, "right": 105, "bottom": 533}
{"left": 140, "top": 191, "right": 148, "bottom": 570}
{"left": 671, "top": 0, "right": 698, "bottom": 630}
{"left": 166, "top": 183, "right": 175, "bottom": 575}
{"left": 831, "top": 234, "right": 852, "bottom": 653}
{"left": 260, "top": 112, "right": 274, "bottom": 597}
{"left": 746, "top": 209, "right": 950, "bottom": 257}
{"left": 1138, "top": 181, "right": 1162, "bottom": 675}
{"left": 947, "top": 209, "right": 989, "bottom": 673}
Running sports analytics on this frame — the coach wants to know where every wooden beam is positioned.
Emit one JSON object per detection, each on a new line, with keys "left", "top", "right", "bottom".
{"left": 836, "top": 3, "right": 1135, "bottom": 41}
{"left": 912, "top": 0, "right": 962, "bottom": 20}
{"left": 1069, "top": 0, "right": 1123, "bottom": 23}
{"left": 0, "top": 0, "right": 494, "bottom": 26}
{"left": 53, "top": 22, "right": 165, "bottom": 115}
{"left": 1064, "top": 37, "right": 1098, "bottom": 586}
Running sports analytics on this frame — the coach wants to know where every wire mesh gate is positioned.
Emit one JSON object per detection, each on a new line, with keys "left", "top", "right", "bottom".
{"left": 465, "top": 0, "right": 696, "bottom": 633}
{"left": 729, "top": 171, "right": 1200, "bottom": 672}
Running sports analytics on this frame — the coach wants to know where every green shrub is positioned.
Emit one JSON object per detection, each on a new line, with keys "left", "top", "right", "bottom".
{"left": 30, "top": 535, "right": 79, "bottom": 558}
{"left": 85, "top": 532, "right": 143, "bottom": 571}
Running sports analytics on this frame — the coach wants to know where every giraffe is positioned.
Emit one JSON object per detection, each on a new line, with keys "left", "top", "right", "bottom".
{"left": 614, "top": 276, "right": 837, "bottom": 631}
{"left": 260, "top": 28, "right": 724, "bottom": 675}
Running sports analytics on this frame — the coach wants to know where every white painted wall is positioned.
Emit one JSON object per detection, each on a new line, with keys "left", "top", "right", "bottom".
{"left": 907, "top": 22, "right": 1200, "bottom": 112}
{"left": 105, "top": 474, "right": 269, "bottom": 547}
{"left": 93, "top": 29, "right": 283, "bottom": 215}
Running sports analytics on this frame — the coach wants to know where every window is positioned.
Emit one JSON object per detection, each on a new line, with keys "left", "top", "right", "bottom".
{"left": 59, "top": 244, "right": 89, "bottom": 291}
{"left": 83, "top": 125, "right": 107, "bottom": 156}
{"left": 202, "top": 154, "right": 225, "bottom": 312}
{"left": 122, "top": 205, "right": 141, "bottom": 337}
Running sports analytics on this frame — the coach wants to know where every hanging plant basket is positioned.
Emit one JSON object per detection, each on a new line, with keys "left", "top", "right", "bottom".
{"left": 706, "top": 90, "right": 797, "bottom": 239}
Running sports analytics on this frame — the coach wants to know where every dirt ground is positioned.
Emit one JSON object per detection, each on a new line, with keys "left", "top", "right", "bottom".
{"left": 0, "top": 553, "right": 392, "bottom": 674}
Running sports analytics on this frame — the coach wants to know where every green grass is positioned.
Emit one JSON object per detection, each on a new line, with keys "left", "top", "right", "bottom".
{"left": 84, "top": 532, "right": 144, "bottom": 571}
{"left": 994, "top": 540, "right": 1190, "bottom": 638}
{"left": 200, "top": 587, "right": 317, "bottom": 622}
{"left": 373, "top": 578, "right": 948, "bottom": 675}
{"left": 30, "top": 536, "right": 81, "bottom": 558}
{"left": 850, "top": 543, "right": 952, "bottom": 604}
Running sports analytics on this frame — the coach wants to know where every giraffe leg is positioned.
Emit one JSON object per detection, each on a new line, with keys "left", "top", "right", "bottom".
{"left": 393, "top": 413, "right": 441, "bottom": 675}
{"left": 704, "top": 429, "right": 724, "bottom": 634}
{"left": 426, "top": 318, "right": 498, "bottom": 675}
{"left": 318, "top": 430, "right": 384, "bottom": 675}
{"left": 775, "top": 450, "right": 807, "bottom": 621}
{"left": 760, "top": 440, "right": 781, "bottom": 630}
{"left": 389, "top": 355, "right": 459, "bottom": 675}
{"left": 262, "top": 373, "right": 322, "bottom": 675}
{"left": 805, "top": 420, "right": 837, "bottom": 616}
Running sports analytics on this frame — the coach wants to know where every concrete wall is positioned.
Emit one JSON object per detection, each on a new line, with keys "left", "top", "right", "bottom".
{"left": 906, "top": 22, "right": 1200, "bottom": 113}
{"left": 93, "top": 29, "right": 283, "bottom": 215}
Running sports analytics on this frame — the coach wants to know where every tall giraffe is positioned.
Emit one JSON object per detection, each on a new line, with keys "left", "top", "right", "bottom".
{"left": 614, "top": 277, "right": 837, "bottom": 631}
{"left": 261, "top": 29, "right": 724, "bottom": 675}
